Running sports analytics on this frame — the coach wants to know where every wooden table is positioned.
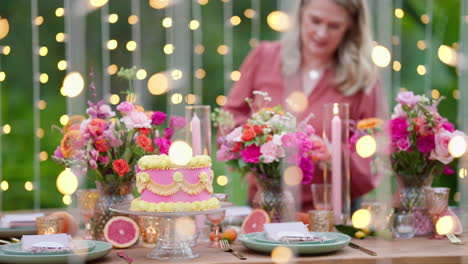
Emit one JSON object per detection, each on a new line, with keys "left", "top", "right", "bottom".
{"left": 89, "top": 235, "right": 468, "bottom": 264}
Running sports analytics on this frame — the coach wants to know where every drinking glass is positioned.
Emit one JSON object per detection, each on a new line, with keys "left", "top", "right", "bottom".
{"left": 138, "top": 216, "right": 160, "bottom": 248}
{"left": 391, "top": 211, "right": 416, "bottom": 239}
{"left": 311, "top": 184, "right": 333, "bottom": 210}
{"left": 207, "top": 193, "right": 228, "bottom": 248}
{"left": 308, "top": 210, "right": 335, "bottom": 231}
{"left": 36, "top": 216, "right": 64, "bottom": 235}
{"left": 425, "top": 187, "right": 450, "bottom": 239}
{"left": 76, "top": 189, "right": 100, "bottom": 239}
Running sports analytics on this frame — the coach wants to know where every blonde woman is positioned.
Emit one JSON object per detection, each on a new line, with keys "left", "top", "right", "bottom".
{"left": 223, "top": 0, "right": 387, "bottom": 211}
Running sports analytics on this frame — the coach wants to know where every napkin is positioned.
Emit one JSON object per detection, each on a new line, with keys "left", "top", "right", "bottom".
{"left": 21, "top": 234, "right": 72, "bottom": 253}
{"left": 264, "top": 222, "right": 322, "bottom": 242}
{"left": 0, "top": 213, "right": 44, "bottom": 228}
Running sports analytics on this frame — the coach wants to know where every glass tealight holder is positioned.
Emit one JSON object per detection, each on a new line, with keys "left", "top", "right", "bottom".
{"left": 138, "top": 216, "right": 160, "bottom": 248}
{"left": 308, "top": 210, "right": 335, "bottom": 232}
{"left": 36, "top": 216, "right": 64, "bottom": 235}
{"left": 391, "top": 211, "right": 416, "bottom": 239}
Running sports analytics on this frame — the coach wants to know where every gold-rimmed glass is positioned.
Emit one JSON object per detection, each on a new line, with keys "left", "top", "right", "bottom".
{"left": 36, "top": 216, "right": 64, "bottom": 235}
{"left": 76, "top": 189, "right": 100, "bottom": 239}
{"left": 138, "top": 216, "right": 160, "bottom": 248}
{"left": 425, "top": 187, "right": 450, "bottom": 239}
{"left": 207, "top": 193, "right": 228, "bottom": 248}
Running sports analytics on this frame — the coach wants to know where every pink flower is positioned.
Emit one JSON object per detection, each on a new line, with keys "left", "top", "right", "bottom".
{"left": 299, "top": 157, "right": 314, "bottom": 184}
{"left": 260, "top": 141, "right": 284, "bottom": 163}
{"left": 98, "top": 156, "right": 109, "bottom": 165}
{"left": 169, "top": 116, "right": 187, "bottom": 130}
{"left": 396, "top": 137, "right": 411, "bottom": 151}
{"left": 391, "top": 117, "right": 410, "bottom": 141}
{"left": 241, "top": 144, "right": 261, "bottom": 163}
{"left": 443, "top": 165, "right": 454, "bottom": 175}
{"left": 53, "top": 146, "right": 64, "bottom": 158}
{"left": 442, "top": 121, "right": 455, "bottom": 133}
{"left": 121, "top": 110, "right": 151, "bottom": 130}
{"left": 154, "top": 137, "right": 171, "bottom": 154}
{"left": 416, "top": 135, "right": 435, "bottom": 153}
{"left": 88, "top": 159, "right": 97, "bottom": 169}
{"left": 391, "top": 104, "right": 407, "bottom": 119}
{"left": 163, "top": 127, "right": 174, "bottom": 139}
{"left": 396, "top": 91, "right": 421, "bottom": 108}
{"left": 430, "top": 130, "right": 458, "bottom": 164}
{"left": 117, "top": 102, "right": 134, "bottom": 114}
{"left": 226, "top": 126, "right": 242, "bottom": 142}
{"left": 217, "top": 144, "right": 236, "bottom": 162}
{"left": 151, "top": 111, "right": 167, "bottom": 125}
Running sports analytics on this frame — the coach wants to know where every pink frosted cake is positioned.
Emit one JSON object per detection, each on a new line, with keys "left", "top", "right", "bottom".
{"left": 130, "top": 154, "right": 220, "bottom": 212}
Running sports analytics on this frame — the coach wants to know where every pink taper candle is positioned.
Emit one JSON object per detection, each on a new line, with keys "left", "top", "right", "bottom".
{"left": 331, "top": 103, "right": 342, "bottom": 223}
{"left": 191, "top": 113, "right": 202, "bottom": 156}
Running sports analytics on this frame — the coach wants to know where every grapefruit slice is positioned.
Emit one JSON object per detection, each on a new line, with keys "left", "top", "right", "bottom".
{"left": 103, "top": 216, "right": 140, "bottom": 248}
{"left": 241, "top": 209, "right": 270, "bottom": 234}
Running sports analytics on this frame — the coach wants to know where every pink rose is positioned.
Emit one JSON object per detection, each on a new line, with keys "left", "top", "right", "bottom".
{"left": 391, "top": 104, "right": 407, "bottom": 119}
{"left": 117, "top": 101, "right": 134, "bottom": 114}
{"left": 396, "top": 91, "right": 421, "bottom": 108}
{"left": 121, "top": 110, "right": 151, "bottom": 130}
{"left": 396, "top": 137, "right": 411, "bottom": 151}
{"left": 260, "top": 141, "right": 284, "bottom": 163}
{"left": 429, "top": 130, "right": 456, "bottom": 164}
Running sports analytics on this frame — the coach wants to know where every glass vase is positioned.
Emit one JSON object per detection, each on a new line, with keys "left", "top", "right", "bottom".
{"left": 395, "top": 174, "right": 434, "bottom": 236}
{"left": 252, "top": 177, "right": 295, "bottom": 223}
{"left": 92, "top": 180, "right": 135, "bottom": 241}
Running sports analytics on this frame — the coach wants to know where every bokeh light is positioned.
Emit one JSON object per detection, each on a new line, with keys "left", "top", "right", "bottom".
{"left": 169, "top": 141, "right": 193, "bottom": 166}
{"left": 198, "top": 0, "right": 208, "bottom": 4}
{"left": 36, "top": 128, "right": 44, "bottom": 138}
{"left": 35, "top": 16, "right": 44, "bottom": 26}
{"left": 171, "top": 69, "right": 183, "bottom": 80}
{"left": 108, "top": 14, "right": 118, "bottom": 23}
{"left": 25, "top": 181, "right": 34, "bottom": 191}
{"left": 56, "top": 32, "right": 65, "bottom": 42}
{"left": 149, "top": 0, "right": 169, "bottom": 9}
{"left": 436, "top": 215, "right": 454, "bottom": 235}
{"left": 164, "top": 44, "right": 174, "bottom": 54}
{"left": 0, "top": 72, "right": 5, "bottom": 82}
{"left": 286, "top": 91, "right": 308, "bottom": 113}
{"left": 63, "top": 195, "right": 72, "bottom": 205}
{"left": 217, "top": 45, "right": 229, "bottom": 55}
{"left": 356, "top": 135, "right": 377, "bottom": 158}
{"left": 448, "top": 135, "right": 466, "bottom": 158}
{"left": 2, "top": 124, "right": 11, "bottom": 134}
{"left": 39, "top": 151, "right": 48, "bottom": 161}
{"left": 372, "top": 45, "right": 392, "bottom": 67}
{"left": 136, "top": 69, "right": 147, "bottom": 80}
{"left": 417, "top": 40, "right": 426, "bottom": 50}
{"left": 56, "top": 168, "right": 78, "bottom": 195}
{"left": 431, "top": 89, "right": 440, "bottom": 100}
{"left": 0, "top": 181, "right": 9, "bottom": 191}
{"left": 393, "top": 61, "right": 401, "bottom": 71}
{"left": 62, "top": 72, "right": 85, "bottom": 97}
{"left": 60, "top": 115, "right": 69, "bottom": 126}
{"left": 459, "top": 168, "right": 467, "bottom": 179}
{"left": 194, "top": 45, "right": 205, "bottom": 55}
{"left": 216, "top": 95, "right": 227, "bottom": 106}
{"left": 0, "top": 18, "right": 10, "bottom": 40}
{"left": 37, "top": 100, "right": 47, "bottom": 110}
{"left": 162, "top": 17, "right": 173, "bottom": 28}
{"left": 39, "top": 46, "right": 48, "bottom": 56}
{"left": 230, "top": 71, "right": 241, "bottom": 81}
{"left": 39, "top": 73, "right": 49, "bottom": 84}
{"left": 171, "top": 93, "right": 183, "bottom": 104}
{"left": 55, "top": 7, "right": 65, "bottom": 17}
{"left": 283, "top": 166, "right": 303, "bottom": 186}
{"left": 107, "top": 64, "right": 118, "bottom": 75}
{"left": 271, "top": 246, "right": 293, "bottom": 264}
{"left": 267, "top": 11, "right": 290, "bottom": 32}
{"left": 189, "top": 20, "right": 200, "bottom": 30}
{"left": 421, "top": 14, "right": 430, "bottom": 24}
{"left": 438, "top": 45, "right": 457, "bottom": 66}
{"left": 126, "top": 41, "right": 137, "bottom": 51}
{"left": 195, "top": 68, "right": 206, "bottom": 79}
{"left": 147, "top": 73, "right": 168, "bottom": 95}
{"left": 230, "top": 16, "right": 241, "bottom": 26}
{"left": 107, "top": 39, "right": 118, "bottom": 50}
{"left": 417, "top": 65, "right": 427, "bottom": 75}
{"left": 217, "top": 175, "right": 229, "bottom": 186}
{"left": 395, "top": 8, "right": 404, "bottom": 19}
{"left": 57, "top": 60, "right": 67, "bottom": 71}
{"left": 2, "top": 46, "right": 10, "bottom": 55}
{"left": 128, "top": 15, "right": 138, "bottom": 25}
{"left": 352, "top": 209, "right": 371, "bottom": 229}
{"left": 185, "top": 94, "right": 196, "bottom": 104}
{"left": 89, "top": 0, "right": 109, "bottom": 8}
{"left": 244, "top": 9, "right": 256, "bottom": 19}
{"left": 109, "top": 94, "right": 120, "bottom": 105}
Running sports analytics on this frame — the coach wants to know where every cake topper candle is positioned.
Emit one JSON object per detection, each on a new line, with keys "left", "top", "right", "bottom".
{"left": 191, "top": 113, "right": 202, "bottom": 156}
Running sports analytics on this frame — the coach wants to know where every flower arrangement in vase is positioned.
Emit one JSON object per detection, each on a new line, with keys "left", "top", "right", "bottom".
{"left": 215, "top": 91, "right": 329, "bottom": 221}
{"left": 52, "top": 67, "right": 187, "bottom": 239}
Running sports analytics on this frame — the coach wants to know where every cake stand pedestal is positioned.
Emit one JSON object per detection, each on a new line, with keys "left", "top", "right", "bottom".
{"left": 110, "top": 201, "right": 234, "bottom": 260}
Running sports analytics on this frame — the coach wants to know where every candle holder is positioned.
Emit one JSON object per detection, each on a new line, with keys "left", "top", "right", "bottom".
{"left": 185, "top": 105, "right": 211, "bottom": 156}
{"left": 361, "top": 201, "right": 388, "bottom": 231}
{"left": 308, "top": 210, "right": 335, "bottom": 232}
{"left": 36, "top": 216, "right": 64, "bottom": 235}
{"left": 323, "top": 103, "right": 350, "bottom": 225}
{"left": 138, "top": 216, "right": 160, "bottom": 248}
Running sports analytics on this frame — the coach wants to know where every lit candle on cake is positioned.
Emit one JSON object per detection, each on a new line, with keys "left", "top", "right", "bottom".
{"left": 191, "top": 113, "right": 202, "bottom": 156}
{"left": 331, "top": 103, "right": 342, "bottom": 223}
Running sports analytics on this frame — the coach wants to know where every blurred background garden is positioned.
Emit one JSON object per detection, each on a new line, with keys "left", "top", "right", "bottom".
{"left": 0, "top": 0, "right": 464, "bottom": 210}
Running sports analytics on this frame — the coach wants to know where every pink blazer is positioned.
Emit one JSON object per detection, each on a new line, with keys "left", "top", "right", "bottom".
{"left": 223, "top": 41, "right": 387, "bottom": 211}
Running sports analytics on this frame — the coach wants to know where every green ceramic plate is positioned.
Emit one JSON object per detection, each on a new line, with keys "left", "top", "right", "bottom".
{"left": 0, "top": 241, "right": 112, "bottom": 264}
{"left": 239, "top": 232, "right": 350, "bottom": 255}
{"left": 0, "top": 227, "right": 36, "bottom": 239}
{"left": 2, "top": 240, "right": 96, "bottom": 255}
{"left": 249, "top": 232, "right": 339, "bottom": 245}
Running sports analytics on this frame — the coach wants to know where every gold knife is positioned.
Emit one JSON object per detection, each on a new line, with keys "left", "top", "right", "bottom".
{"left": 348, "top": 242, "right": 377, "bottom": 256}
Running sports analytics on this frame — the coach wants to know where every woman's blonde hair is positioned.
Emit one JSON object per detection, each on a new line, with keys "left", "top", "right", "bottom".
{"left": 281, "top": 0, "right": 377, "bottom": 96}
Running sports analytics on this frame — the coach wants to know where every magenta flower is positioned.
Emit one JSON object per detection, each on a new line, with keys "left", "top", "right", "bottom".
{"left": 53, "top": 146, "right": 64, "bottom": 158}
{"left": 117, "top": 101, "right": 134, "bottom": 114}
{"left": 416, "top": 135, "right": 435, "bottom": 153}
{"left": 442, "top": 121, "right": 455, "bottom": 133}
{"left": 241, "top": 144, "right": 261, "bottom": 163}
{"left": 151, "top": 111, "right": 167, "bottom": 125}
{"left": 169, "top": 116, "right": 187, "bottom": 130}
{"left": 396, "top": 137, "right": 411, "bottom": 151}
{"left": 299, "top": 157, "right": 314, "bottom": 184}
{"left": 163, "top": 127, "right": 174, "bottom": 139}
{"left": 391, "top": 117, "right": 410, "bottom": 141}
{"left": 98, "top": 156, "right": 110, "bottom": 165}
{"left": 154, "top": 137, "right": 171, "bottom": 155}
{"left": 442, "top": 165, "right": 454, "bottom": 175}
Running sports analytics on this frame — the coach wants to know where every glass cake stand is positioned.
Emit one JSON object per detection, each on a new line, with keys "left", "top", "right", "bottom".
{"left": 110, "top": 201, "right": 234, "bottom": 260}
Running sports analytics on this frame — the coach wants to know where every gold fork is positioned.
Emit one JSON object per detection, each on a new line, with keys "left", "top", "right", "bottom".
{"left": 220, "top": 239, "right": 247, "bottom": 260}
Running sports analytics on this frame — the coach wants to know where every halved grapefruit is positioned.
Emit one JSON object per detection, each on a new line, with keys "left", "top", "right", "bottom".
{"left": 241, "top": 209, "right": 270, "bottom": 234}
{"left": 103, "top": 216, "right": 140, "bottom": 248}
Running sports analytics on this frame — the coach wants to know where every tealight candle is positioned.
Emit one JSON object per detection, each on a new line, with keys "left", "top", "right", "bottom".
{"left": 36, "top": 216, "right": 64, "bottom": 235}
